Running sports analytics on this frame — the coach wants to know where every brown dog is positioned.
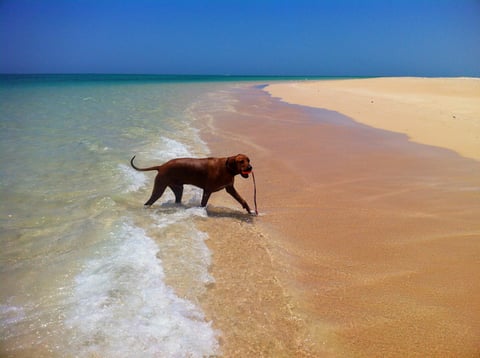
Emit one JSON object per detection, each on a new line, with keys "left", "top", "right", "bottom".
{"left": 130, "top": 154, "right": 253, "bottom": 213}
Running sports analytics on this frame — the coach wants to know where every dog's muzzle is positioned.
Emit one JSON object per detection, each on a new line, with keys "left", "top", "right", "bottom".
{"left": 241, "top": 165, "right": 253, "bottom": 178}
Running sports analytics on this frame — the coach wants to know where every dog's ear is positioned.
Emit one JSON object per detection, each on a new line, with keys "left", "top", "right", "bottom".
{"left": 226, "top": 156, "right": 237, "bottom": 174}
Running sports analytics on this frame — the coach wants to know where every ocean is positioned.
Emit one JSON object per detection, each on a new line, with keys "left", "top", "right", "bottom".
{"left": 0, "top": 74, "right": 296, "bottom": 357}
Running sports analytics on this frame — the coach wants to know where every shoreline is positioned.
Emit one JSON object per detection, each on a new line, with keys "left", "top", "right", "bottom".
{"left": 199, "top": 78, "right": 480, "bottom": 356}
{"left": 266, "top": 77, "right": 480, "bottom": 161}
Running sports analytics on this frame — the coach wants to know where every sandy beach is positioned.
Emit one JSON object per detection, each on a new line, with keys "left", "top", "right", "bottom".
{"left": 199, "top": 78, "right": 480, "bottom": 356}
{"left": 267, "top": 77, "right": 480, "bottom": 161}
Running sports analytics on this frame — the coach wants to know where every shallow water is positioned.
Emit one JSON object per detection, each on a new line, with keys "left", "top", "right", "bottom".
{"left": 0, "top": 75, "right": 250, "bottom": 357}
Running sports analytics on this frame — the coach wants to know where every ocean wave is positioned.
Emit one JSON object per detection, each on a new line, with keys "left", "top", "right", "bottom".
{"left": 65, "top": 221, "right": 219, "bottom": 358}
{"left": 150, "top": 206, "right": 215, "bottom": 289}
{"left": 150, "top": 137, "right": 195, "bottom": 162}
{"left": 117, "top": 163, "right": 148, "bottom": 193}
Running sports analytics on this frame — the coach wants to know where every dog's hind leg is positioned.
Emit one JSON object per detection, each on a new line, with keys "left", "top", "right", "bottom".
{"left": 144, "top": 180, "right": 167, "bottom": 207}
{"left": 169, "top": 184, "right": 184, "bottom": 204}
{"left": 201, "top": 191, "right": 211, "bottom": 207}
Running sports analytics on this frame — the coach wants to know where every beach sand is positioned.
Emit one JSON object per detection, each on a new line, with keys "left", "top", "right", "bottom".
{"left": 198, "top": 78, "right": 480, "bottom": 357}
{"left": 267, "top": 77, "right": 480, "bottom": 161}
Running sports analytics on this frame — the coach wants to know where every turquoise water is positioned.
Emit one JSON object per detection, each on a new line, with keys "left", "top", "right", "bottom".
{"left": 0, "top": 73, "right": 342, "bottom": 84}
{"left": 0, "top": 75, "right": 268, "bottom": 357}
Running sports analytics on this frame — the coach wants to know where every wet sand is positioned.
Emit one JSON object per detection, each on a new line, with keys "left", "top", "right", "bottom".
{"left": 199, "top": 80, "right": 480, "bottom": 357}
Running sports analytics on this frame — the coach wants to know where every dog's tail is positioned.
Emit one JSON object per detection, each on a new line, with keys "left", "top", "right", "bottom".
{"left": 130, "top": 156, "right": 160, "bottom": 172}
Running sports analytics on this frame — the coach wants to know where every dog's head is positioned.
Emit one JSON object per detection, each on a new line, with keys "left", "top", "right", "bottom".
{"left": 227, "top": 154, "right": 252, "bottom": 178}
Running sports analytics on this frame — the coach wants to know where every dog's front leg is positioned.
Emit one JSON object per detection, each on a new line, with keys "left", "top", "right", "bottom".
{"left": 225, "top": 185, "right": 251, "bottom": 213}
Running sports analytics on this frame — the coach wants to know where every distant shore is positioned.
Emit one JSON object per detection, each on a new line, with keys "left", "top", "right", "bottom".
{"left": 201, "top": 77, "right": 480, "bottom": 356}
{"left": 266, "top": 77, "right": 480, "bottom": 161}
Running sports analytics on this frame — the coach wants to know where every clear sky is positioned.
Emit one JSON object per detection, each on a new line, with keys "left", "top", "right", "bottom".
{"left": 1, "top": 0, "right": 479, "bottom": 76}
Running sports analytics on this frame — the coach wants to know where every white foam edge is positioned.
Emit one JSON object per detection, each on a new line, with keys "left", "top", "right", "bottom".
{"left": 117, "top": 163, "right": 148, "bottom": 193}
{"left": 149, "top": 205, "right": 214, "bottom": 286}
{"left": 65, "top": 221, "right": 219, "bottom": 358}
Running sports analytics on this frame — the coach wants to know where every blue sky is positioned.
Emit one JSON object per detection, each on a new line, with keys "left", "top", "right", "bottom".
{"left": 1, "top": 0, "right": 479, "bottom": 76}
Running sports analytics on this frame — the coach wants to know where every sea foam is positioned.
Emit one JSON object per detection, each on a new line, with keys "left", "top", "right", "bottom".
{"left": 65, "top": 222, "right": 219, "bottom": 358}
{"left": 151, "top": 137, "right": 195, "bottom": 162}
{"left": 117, "top": 163, "right": 148, "bottom": 193}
